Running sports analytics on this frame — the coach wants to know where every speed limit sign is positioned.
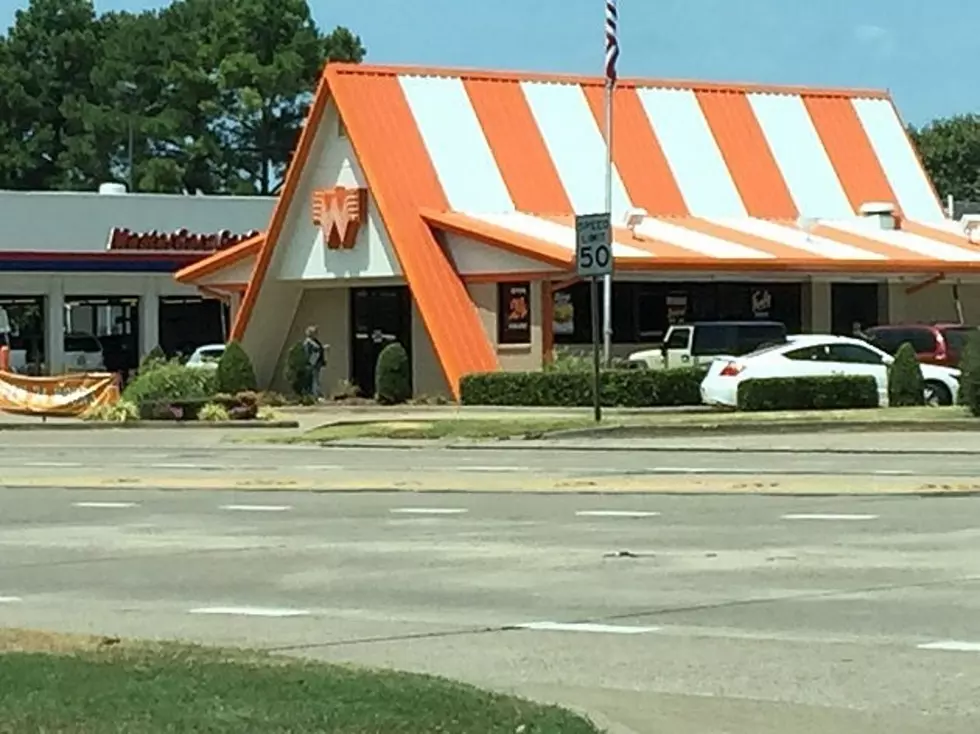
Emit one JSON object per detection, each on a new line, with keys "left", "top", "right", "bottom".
{"left": 575, "top": 213, "right": 613, "bottom": 278}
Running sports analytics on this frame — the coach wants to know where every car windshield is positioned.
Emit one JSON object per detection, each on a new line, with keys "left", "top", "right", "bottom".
{"left": 942, "top": 328, "right": 976, "bottom": 353}
{"left": 198, "top": 348, "right": 224, "bottom": 361}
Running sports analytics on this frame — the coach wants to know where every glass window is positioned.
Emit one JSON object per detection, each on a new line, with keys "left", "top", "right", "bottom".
{"left": 941, "top": 327, "right": 976, "bottom": 354}
{"left": 665, "top": 327, "right": 691, "bottom": 350}
{"left": 867, "top": 327, "right": 934, "bottom": 354}
{"left": 691, "top": 324, "right": 735, "bottom": 355}
{"left": 784, "top": 345, "right": 827, "bottom": 361}
{"left": 735, "top": 324, "right": 787, "bottom": 354}
{"left": 64, "top": 334, "right": 101, "bottom": 353}
{"left": 827, "top": 343, "right": 885, "bottom": 364}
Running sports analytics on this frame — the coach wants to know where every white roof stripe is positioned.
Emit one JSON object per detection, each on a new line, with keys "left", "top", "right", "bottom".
{"left": 398, "top": 75, "right": 514, "bottom": 213}
{"left": 469, "top": 212, "right": 648, "bottom": 258}
{"left": 634, "top": 218, "right": 772, "bottom": 259}
{"left": 520, "top": 82, "right": 633, "bottom": 221}
{"left": 746, "top": 94, "right": 854, "bottom": 218}
{"left": 708, "top": 217, "right": 885, "bottom": 260}
{"left": 637, "top": 88, "right": 746, "bottom": 217}
{"left": 852, "top": 98, "right": 945, "bottom": 222}
{"left": 828, "top": 220, "right": 980, "bottom": 261}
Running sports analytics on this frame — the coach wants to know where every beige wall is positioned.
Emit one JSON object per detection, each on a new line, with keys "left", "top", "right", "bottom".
{"left": 269, "top": 286, "right": 349, "bottom": 395}
{"left": 888, "top": 282, "right": 980, "bottom": 324}
{"left": 411, "top": 303, "right": 452, "bottom": 397}
{"left": 468, "top": 281, "right": 543, "bottom": 371}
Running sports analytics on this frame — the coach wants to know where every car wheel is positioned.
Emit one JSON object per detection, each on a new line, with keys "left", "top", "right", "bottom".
{"left": 924, "top": 380, "right": 952, "bottom": 407}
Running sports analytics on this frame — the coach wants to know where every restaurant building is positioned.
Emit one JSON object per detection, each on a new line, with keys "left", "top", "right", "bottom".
{"left": 176, "top": 62, "right": 980, "bottom": 399}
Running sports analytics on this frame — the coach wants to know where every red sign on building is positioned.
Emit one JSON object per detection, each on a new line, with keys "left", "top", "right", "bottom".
{"left": 106, "top": 228, "right": 260, "bottom": 253}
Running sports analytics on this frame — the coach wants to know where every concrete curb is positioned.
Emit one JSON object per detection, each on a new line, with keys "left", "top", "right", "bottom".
{"left": 0, "top": 420, "right": 300, "bottom": 431}
{"left": 543, "top": 420, "right": 980, "bottom": 439}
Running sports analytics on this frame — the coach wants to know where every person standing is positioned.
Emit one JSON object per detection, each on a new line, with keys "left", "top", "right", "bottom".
{"left": 303, "top": 325, "right": 327, "bottom": 398}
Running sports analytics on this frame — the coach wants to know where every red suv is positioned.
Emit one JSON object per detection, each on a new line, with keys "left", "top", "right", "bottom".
{"left": 863, "top": 323, "right": 978, "bottom": 367}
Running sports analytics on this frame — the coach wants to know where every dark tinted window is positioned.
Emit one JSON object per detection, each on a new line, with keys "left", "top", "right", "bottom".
{"left": 827, "top": 343, "right": 884, "bottom": 365}
{"left": 866, "top": 327, "right": 935, "bottom": 354}
{"left": 64, "top": 334, "right": 100, "bottom": 352}
{"left": 692, "top": 323, "right": 786, "bottom": 356}
{"left": 784, "top": 345, "right": 827, "bottom": 361}
{"left": 665, "top": 327, "right": 691, "bottom": 350}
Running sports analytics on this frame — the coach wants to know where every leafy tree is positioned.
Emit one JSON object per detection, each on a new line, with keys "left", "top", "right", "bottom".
{"left": 284, "top": 340, "right": 312, "bottom": 397}
{"left": 887, "top": 342, "right": 925, "bottom": 407}
{"left": 375, "top": 342, "right": 411, "bottom": 405}
{"left": 908, "top": 115, "right": 980, "bottom": 202}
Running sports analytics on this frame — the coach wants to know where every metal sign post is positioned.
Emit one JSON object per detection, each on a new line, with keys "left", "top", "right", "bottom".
{"left": 574, "top": 213, "right": 614, "bottom": 423}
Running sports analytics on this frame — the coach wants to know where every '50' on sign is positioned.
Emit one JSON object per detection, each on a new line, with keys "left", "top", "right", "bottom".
{"left": 574, "top": 213, "right": 613, "bottom": 278}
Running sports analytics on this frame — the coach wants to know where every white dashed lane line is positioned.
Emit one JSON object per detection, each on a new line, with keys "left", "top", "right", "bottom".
{"left": 575, "top": 510, "right": 661, "bottom": 518}
{"left": 0, "top": 596, "right": 22, "bottom": 603}
{"left": 918, "top": 641, "right": 980, "bottom": 653}
{"left": 389, "top": 508, "right": 468, "bottom": 515}
{"left": 24, "top": 461, "right": 83, "bottom": 468}
{"left": 219, "top": 504, "right": 292, "bottom": 513}
{"left": 150, "top": 463, "right": 222, "bottom": 470}
{"left": 781, "top": 513, "right": 879, "bottom": 521}
{"left": 72, "top": 501, "right": 138, "bottom": 509}
{"left": 515, "top": 622, "right": 660, "bottom": 635}
{"left": 189, "top": 606, "right": 310, "bottom": 618}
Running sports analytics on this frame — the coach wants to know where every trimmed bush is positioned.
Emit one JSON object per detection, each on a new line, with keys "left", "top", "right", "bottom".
{"left": 888, "top": 342, "right": 925, "bottom": 407}
{"left": 215, "top": 341, "right": 257, "bottom": 394}
{"left": 140, "top": 345, "right": 167, "bottom": 372}
{"left": 284, "top": 341, "right": 312, "bottom": 397}
{"left": 376, "top": 342, "right": 411, "bottom": 405}
{"left": 737, "top": 375, "right": 879, "bottom": 412}
{"left": 123, "top": 361, "right": 215, "bottom": 408}
{"left": 198, "top": 402, "right": 230, "bottom": 422}
{"left": 459, "top": 367, "right": 707, "bottom": 407}
{"left": 959, "top": 331, "right": 980, "bottom": 416}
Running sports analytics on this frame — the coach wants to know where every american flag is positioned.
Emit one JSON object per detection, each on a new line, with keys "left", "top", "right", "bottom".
{"left": 605, "top": 0, "right": 619, "bottom": 85}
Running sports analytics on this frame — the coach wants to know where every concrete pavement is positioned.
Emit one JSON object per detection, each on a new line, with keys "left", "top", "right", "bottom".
{"left": 1, "top": 487, "right": 979, "bottom": 733}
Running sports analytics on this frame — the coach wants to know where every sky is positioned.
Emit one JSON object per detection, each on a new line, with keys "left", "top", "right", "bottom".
{"left": 0, "top": 0, "right": 973, "bottom": 127}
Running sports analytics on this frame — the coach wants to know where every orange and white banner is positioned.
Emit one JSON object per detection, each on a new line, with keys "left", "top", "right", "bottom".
{"left": 0, "top": 371, "right": 120, "bottom": 417}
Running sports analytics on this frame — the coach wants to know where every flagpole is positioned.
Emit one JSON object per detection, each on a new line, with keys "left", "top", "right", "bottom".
{"left": 602, "top": 76, "right": 614, "bottom": 367}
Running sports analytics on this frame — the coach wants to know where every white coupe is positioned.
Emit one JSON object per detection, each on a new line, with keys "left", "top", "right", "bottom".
{"left": 700, "top": 334, "right": 962, "bottom": 409}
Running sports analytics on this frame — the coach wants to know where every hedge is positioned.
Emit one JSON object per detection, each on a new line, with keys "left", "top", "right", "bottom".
{"left": 459, "top": 367, "right": 707, "bottom": 407}
{"left": 736, "top": 375, "right": 879, "bottom": 412}
{"left": 138, "top": 392, "right": 259, "bottom": 421}
{"left": 960, "top": 331, "right": 980, "bottom": 416}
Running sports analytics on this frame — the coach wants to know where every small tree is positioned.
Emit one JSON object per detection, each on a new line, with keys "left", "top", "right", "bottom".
{"left": 284, "top": 341, "right": 312, "bottom": 397}
{"left": 958, "top": 331, "right": 980, "bottom": 416}
{"left": 375, "top": 342, "right": 411, "bottom": 405}
{"left": 215, "top": 341, "right": 258, "bottom": 394}
{"left": 888, "top": 342, "right": 925, "bottom": 407}
{"left": 139, "top": 345, "right": 167, "bottom": 372}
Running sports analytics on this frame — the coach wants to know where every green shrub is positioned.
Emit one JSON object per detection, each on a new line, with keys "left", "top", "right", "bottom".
{"left": 459, "top": 367, "right": 707, "bottom": 407}
{"left": 139, "top": 345, "right": 167, "bottom": 372}
{"left": 81, "top": 399, "right": 139, "bottom": 423}
{"left": 544, "top": 352, "right": 633, "bottom": 373}
{"left": 736, "top": 375, "right": 879, "bottom": 412}
{"left": 376, "top": 342, "right": 411, "bottom": 405}
{"left": 958, "top": 331, "right": 980, "bottom": 416}
{"left": 198, "top": 402, "right": 230, "bottom": 422}
{"left": 215, "top": 341, "right": 257, "bottom": 394}
{"left": 888, "top": 342, "right": 925, "bottom": 407}
{"left": 285, "top": 341, "right": 312, "bottom": 397}
{"left": 123, "top": 361, "right": 215, "bottom": 407}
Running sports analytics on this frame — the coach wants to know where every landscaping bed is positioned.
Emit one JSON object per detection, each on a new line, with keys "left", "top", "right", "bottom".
{"left": 0, "top": 629, "right": 599, "bottom": 733}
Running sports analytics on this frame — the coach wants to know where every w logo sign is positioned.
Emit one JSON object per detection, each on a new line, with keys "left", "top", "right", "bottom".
{"left": 312, "top": 186, "right": 367, "bottom": 249}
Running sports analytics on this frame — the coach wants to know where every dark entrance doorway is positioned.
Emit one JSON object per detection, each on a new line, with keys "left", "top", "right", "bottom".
{"left": 831, "top": 283, "right": 880, "bottom": 335}
{"left": 159, "top": 297, "right": 227, "bottom": 359}
{"left": 349, "top": 286, "right": 412, "bottom": 398}
{"left": 65, "top": 295, "right": 140, "bottom": 374}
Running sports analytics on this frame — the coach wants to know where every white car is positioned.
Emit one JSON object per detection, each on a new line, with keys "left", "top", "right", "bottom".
{"left": 185, "top": 343, "right": 225, "bottom": 369}
{"left": 700, "top": 334, "right": 961, "bottom": 409}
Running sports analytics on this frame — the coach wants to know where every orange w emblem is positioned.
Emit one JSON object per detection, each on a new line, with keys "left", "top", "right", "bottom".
{"left": 311, "top": 186, "right": 367, "bottom": 250}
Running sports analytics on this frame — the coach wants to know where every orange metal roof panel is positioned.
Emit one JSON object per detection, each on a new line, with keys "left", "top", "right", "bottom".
{"left": 174, "top": 233, "right": 263, "bottom": 283}
{"left": 327, "top": 69, "right": 498, "bottom": 396}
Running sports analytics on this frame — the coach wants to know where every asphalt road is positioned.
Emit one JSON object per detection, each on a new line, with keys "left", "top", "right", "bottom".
{"left": 1, "top": 485, "right": 980, "bottom": 733}
{"left": 1, "top": 430, "right": 980, "bottom": 487}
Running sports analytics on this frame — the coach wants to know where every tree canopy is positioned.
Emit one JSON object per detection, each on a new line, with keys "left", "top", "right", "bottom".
{"left": 908, "top": 115, "right": 980, "bottom": 203}
{"left": 0, "top": 0, "right": 364, "bottom": 194}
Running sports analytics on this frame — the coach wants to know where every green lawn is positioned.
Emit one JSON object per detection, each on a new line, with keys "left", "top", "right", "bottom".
{"left": 273, "top": 406, "right": 975, "bottom": 443}
{"left": 0, "top": 629, "right": 601, "bottom": 734}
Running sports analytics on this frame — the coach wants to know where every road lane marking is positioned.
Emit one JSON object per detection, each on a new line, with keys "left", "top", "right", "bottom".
{"left": 25, "top": 461, "right": 82, "bottom": 468}
{"left": 873, "top": 470, "right": 913, "bottom": 476}
{"left": 918, "top": 641, "right": 980, "bottom": 653}
{"left": 462, "top": 466, "right": 528, "bottom": 473}
{"left": 150, "top": 463, "right": 222, "bottom": 470}
{"left": 390, "top": 508, "right": 468, "bottom": 515}
{"left": 189, "top": 606, "right": 310, "bottom": 617}
{"left": 576, "top": 510, "right": 661, "bottom": 518}
{"left": 298, "top": 465, "right": 342, "bottom": 471}
{"left": 516, "top": 621, "right": 660, "bottom": 635}
{"left": 72, "top": 501, "right": 137, "bottom": 509}
{"left": 0, "top": 596, "right": 22, "bottom": 603}
{"left": 220, "top": 504, "right": 292, "bottom": 512}
{"left": 781, "top": 513, "right": 879, "bottom": 521}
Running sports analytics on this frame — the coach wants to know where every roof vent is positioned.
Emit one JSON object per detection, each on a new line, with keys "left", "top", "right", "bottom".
{"left": 98, "top": 182, "right": 127, "bottom": 195}
{"left": 859, "top": 201, "right": 899, "bottom": 230}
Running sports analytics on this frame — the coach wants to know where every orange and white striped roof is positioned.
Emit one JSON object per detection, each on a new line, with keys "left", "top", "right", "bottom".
{"left": 329, "top": 64, "right": 943, "bottom": 224}
{"left": 423, "top": 211, "right": 980, "bottom": 273}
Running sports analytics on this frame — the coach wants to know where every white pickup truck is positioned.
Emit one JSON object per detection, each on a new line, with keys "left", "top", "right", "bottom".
{"left": 627, "top": 321, "right": 788, "bottom": 370}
